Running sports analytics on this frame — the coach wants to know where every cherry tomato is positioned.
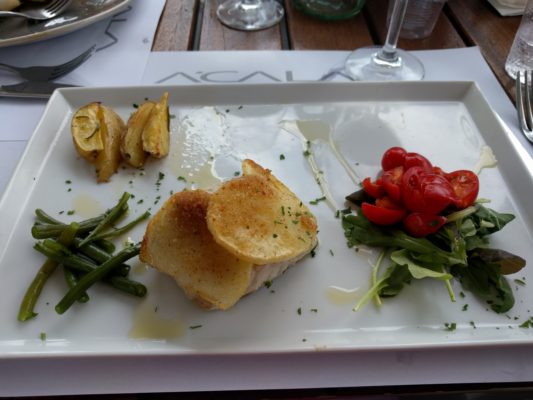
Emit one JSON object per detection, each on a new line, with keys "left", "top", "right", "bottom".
{"left": 432, "top": 166, "right": 447, "bottom": 176}
{"left": 401, "top": 167, "right": 455, "bottom": 214}
{"left": 381, "top": 166, "right": 404, "bottom": 204}
{"left": 403, "top": 213, "right": 447, "bottom": 237}
{"left": 362, "top": 177, "right": 385, "bottom": 199}
{"left": 381, "top": 147, "right": 407, "bottom": 171}
{"left": 418, "top": 174, "right": 455, "bottom": 214}
{"left": 375, "top": 196, "right": 404, "bottom": 210}
{"left": 361, "top": 202, "right": 407, "bottom": 225}
{"left": 401, "top": 166, "right": 426, "bottom": 212}
{"left": 404, "top": 152, "right": 433, "bottom": 173}
{"left": 446, "top": 170, "right": 479, "bottom": 209}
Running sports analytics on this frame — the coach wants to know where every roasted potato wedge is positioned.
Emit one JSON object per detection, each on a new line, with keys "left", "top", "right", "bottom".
{"left": 94, "top": 106, "right": 126, "bottom": 183}
{"left": 120, "top": 101, "right": 155, "bottom": 168}
{"left": 71, "top": 102, "right": 104, "bottom": 162}
{"left": 142, "top": 92, "right": 169, "bottom": 158}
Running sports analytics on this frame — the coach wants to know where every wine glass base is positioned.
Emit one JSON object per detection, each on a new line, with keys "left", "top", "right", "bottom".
{"left": 345, "top": 47, "right": 425, "bottom": 81}
{"left": 217, "top": 0, "right": 284, "bottom": 31}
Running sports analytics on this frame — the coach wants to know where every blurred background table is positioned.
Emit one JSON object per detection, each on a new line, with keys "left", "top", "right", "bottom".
{"left": 154, "top": 0, "right": 520, "bottom": 102}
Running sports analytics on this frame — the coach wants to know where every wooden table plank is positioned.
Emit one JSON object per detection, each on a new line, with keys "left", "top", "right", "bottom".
{"left": 152, "top": 0, "right": 198, "bottom": 51}
{"left": 284, "top": 0, "right": 373, "bottom": 50}
{"left": 365, "top": 0, "right": 465, "bottom": 50}
{"left": 447, "top": 0, "right": 520, "bottom": 102}
{"left": 199, "top": 0, "right": 283, "bottom": 50}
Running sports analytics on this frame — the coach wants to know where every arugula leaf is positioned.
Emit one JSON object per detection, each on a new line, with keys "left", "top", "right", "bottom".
{"left": 391, "top": 249, "right": 453, "bottom": 280}
{"left": 452, "top": 251, "right": 515, "bottom": 313}
{"left": 342, "top": 203, "right": 523, "bottom": 314}
{"left": 469, "top": 248, "right": 526, "bottom": 276}
{"left": 470, "top": 204, "right": 515, "bottom": 237}
{"left": 343, "top": 213, "right": 464, "bottom": 266}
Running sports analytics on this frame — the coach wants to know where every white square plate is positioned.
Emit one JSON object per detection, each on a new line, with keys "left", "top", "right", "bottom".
{"left": 1, "top": 81, "right": 533, "bottom": 392}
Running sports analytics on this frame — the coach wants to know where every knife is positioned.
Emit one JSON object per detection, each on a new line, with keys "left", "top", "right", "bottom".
{"left": 0, "top": 81, "right": 78, "bottom": 98}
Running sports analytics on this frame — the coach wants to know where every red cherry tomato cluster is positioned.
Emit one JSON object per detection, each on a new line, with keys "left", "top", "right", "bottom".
{"left": 360, "top": 147, "right": 480, "bottom": 237}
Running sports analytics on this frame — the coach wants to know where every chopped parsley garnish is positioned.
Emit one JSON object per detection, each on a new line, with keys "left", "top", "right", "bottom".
{"left": 39, "top": 332, "right": 46, "bottom": 341}
{"left": 309, "top": 196, "right": 326, "bottom": 205}
{"left": 297, "top": 307, "right": 302, "bottom": 315}
{"left": 444, "top": 322, "right": 457, "bottom": 331}
{"left": 264, "top": 280, "right": 272, "bottom": 289}
{"left": 279, "top": 154, "right": 285, "bottom": 160}
{"left": 189, "top": 325, "right": 203, "bottom": 330}
{"left": 519, "top": 317, "right": 533, "bottom": 328}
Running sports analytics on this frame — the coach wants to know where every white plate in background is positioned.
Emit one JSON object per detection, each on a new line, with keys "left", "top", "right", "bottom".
{"left": 0, "top": 0, "right": 132, "bottom": 48}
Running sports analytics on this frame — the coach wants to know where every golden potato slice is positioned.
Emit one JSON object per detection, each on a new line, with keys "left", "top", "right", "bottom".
{"left": 94, "top": 106, "right": 126, "bottom": 183}
{"left": 140, "top": 190, "right": 254, "bottom": 310}
{"left": 206, "top": 159, "right": 318, "bottom": 265}
{"left": 71, "top": 102, "right": 104, "bottom": 162}
{"left": 142, "top": 92, "right": 169, "bottom": 158}
{"left": 121, "top": 101, "right": 155, "bottom": 168}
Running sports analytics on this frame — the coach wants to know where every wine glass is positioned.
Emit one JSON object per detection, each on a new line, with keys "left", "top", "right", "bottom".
{"left": 344, "top": 0, "right": 424, "bottom": 81}
{"left": 217, "top": 0, "right": 284, "bottom": 31}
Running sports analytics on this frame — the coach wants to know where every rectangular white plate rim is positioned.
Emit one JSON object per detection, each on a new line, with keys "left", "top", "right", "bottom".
{"left": 1, "top": 81, "right": 533, "bottom": 362}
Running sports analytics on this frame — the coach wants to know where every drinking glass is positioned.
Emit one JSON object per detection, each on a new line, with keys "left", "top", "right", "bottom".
{"left": 217, "top": 0, "right": 284, "bottom": 31}
{"left": 344, "top": 0, "right": 424, "bottom": 81}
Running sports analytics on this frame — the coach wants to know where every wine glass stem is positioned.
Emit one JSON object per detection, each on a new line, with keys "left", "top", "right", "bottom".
{"left": 376, "top": 0, "right": 409, "bottom": 64}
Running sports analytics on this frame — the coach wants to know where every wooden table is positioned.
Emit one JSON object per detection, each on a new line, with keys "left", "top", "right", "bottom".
{"left": 153, "top": 0, "right": 521, "bottom": 102}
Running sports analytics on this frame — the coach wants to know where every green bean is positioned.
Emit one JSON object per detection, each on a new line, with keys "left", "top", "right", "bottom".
{"left": 93, "top": 239, "right": 116, "bottom": 254}
{"left": 55, "top": 243, "right": 140, "bottom": 314}
{"left": 64, "top": 268, "right": 90, "bottom": 303}
{"left": 34, "top": 208, "right": 62, "bottom": 224}
{"left": 73, "top": 238, "right": 127, "bottom": 275}
{"left": 76, "top": 192, "right": 130, "bottom": 248}
{"left": 90, "top": 211, "right": 151, "bottom": 241}
{"left": 107, "top": 275, "right": 147, "bottom": 297}
{"left": 18, "top": 223, "right": 79, "bottom": 322}
{"left": 31, "top": 205, "right": 128, "bottom": 240}
{"left": 32, "top": 217, "right": 103, "bottom": 239}
{"left": 34, "top": 240, "right": 130, "bottom": 277}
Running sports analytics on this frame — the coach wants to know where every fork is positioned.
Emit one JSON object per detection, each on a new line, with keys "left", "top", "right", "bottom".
{"left": 0, "top": 0, "right": 72, "bottom": 20}
{"left": 516, "top": 70, "right": 533, "bottom": 143}
{"left": 0, "top": 45, "right": 95, "bottom": 82}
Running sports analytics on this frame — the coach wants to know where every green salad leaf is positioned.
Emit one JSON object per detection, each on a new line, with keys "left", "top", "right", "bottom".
{"left": 343, "top": 194, "right": 525, "bottom": 314}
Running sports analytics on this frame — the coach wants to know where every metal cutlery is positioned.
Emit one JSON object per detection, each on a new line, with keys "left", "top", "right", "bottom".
{"left": 0, "top": 45, "right": 95, "bottom": 98}
{"left": 0, "top": 81, "right": 77, "bottom": 98}
{"left": 0, "top": 45, "right": 95, "bottom": 82}
{"left": 0, "top": 0, "right": 73, "bottom": 20}
{"left": 515, "top": 70, "right": 533, "bottom": 143}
